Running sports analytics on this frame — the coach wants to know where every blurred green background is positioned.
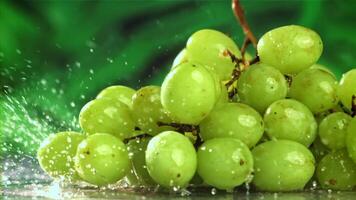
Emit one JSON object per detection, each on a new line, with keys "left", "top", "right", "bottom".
{"left": 1, "top": 0, "right": 356, "bottom": 156}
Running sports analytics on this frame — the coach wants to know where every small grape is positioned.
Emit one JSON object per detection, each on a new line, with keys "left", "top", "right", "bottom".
{"left": 310, "top": 64, "right": 336, "bottom": 79}
{"left": 37, "top": 131, "right": 85, "bottom": 180}
{"left": 96, "top": 85, "right": 135, "bottom": 108}
{"left": 79, "top": 98, "right": 137, "bottom": 139}
{"left": 186, "top": 29, "right": 241, "bottom": 81}
{"left": 257, "top": 25, "right": 323, "bottom": 74}
{"left": 264, "top": 99, "right": 317, "bottom": 146}
{"left": 161, "top": 61, "right": 217, "bottom": 125}
{"left": 145, "top": 131, "right": 197, "bottom": 188}
{"left": 200, "top": 103, "right": 264, "bottom": 148}
{"left": 127, "top": 137, "right": 156, "bottom": 185}
{"left": 131, "top": 86, "right": 173, "bottom": 135}
{"left": 318, "top": 112, "right": 352, "bottom": 150}
{"left": 236, "top": 63, "right": 288, "bottom": 113}
{"left": 289, "top": 68, "right": 338, "bottom": 113}
{"left": 197, "top": 138, "right": 253, "bottom": 190}
{"left": 74, "top": 133, "right": 130, "bottom": 186}
{"left": 252, "top": 140, "right": 315, "bottom": 191}
{"left": 172, "top": 49, "right": 188, "bottom": 69}
{"left": 309, "top": 136, "right": 330, "bottom": 162}
{"left": 316, "top": 150, "right": 356, "bottom": 190}
{"left": 346, "top": 117, "right": 356, "bottom": 163}
{"left": 338, "top": 69, "right": 356, "bottom": 110}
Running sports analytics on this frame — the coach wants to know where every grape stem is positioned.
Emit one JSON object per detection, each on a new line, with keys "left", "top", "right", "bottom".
{"left": 157, "top": 121, "right": 200, "bottom": 134}
{"left": 123, "top": 133, "right": 151, "bottom": 143}
{"left": 351, "top": 95, "right": 356, "bottom": 117}
{"left": 232, "top": 0, "right": 257, "bottom": 48}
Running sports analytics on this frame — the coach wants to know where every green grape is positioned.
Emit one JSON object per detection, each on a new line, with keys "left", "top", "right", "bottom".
{"left": 338, "top": 69, "right": 356, "bottom": 110}
{"left": 96, "top": 85, "right": 136, "bottom": 108}
{"left": 145, "top": 131, "right": 197, "bottom": 188}
{"left": 257, "top": 25, "right": 323, "bottom": 74}
{"left": 200, "top": 103, "right": 264, "bottom": 148}
{"left": 310, "top": 64, "right": 336, "bottom": 79}
{"left": 215, "top": 82, "right": 229, "bottom": 107}
{"left": 131, "top": 86, "right": 173, "bottom": 135}
{"left": 289, "top": 68, "right": 338, "bottom": 113}
{"left": 127, "top": 137, "right": 156, "bottom": 185}
{"left": 186, "top": 29, "right": 241, "bottom": 81}
{"left": 161, "top": 61, "right": 217, "bottom": 125}
{"left": 316, "top": 150, "right": 356, "bottom": 190}
{"left": 264, "top": 99, "right": 317, "bottom": 146}
{"left": 346, "top": 117, "right": 356, "bottom": 163}
{"left": 172, "top": 49, "right": 188, "bottom": 69}
{"left": 124, "top": 166, "right": 140, "bottom": 186}
{"left": 197, "top": 138, "right": 253, "bottom": 190}
{"left": 236, "top": 63, "right": 288, "bottom": 113}
{"left": 37, "top": 131, "right": 85, "bottom": 180}
{"left": 310, "top": 136, "right": 330, "bottom": 162}
{"left": 74, "top": 133, "right": 130, "bottom": 186}
{"left": 318, "top": 112, "right": 352, "bottom": 150}
{"left": 252, "top": 140, "right": 315, "bottom": 191}
{"left": 79, "top": 98, "right": 137, "bottom": 139}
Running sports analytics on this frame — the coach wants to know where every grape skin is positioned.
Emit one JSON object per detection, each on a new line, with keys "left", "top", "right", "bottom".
{"left": 126, "top": 137, "right": 156, "bottom": 186}
{"left": 318, "top": 112, "right": 352, "bottom": 150}
{"left": 161, "top": 62, "right": 217, "bottom": 125}
{"left": 252, "top": 140, "right": 315, "bottom": 191}
{"left": 131, "top": 86, "right": 173, "bottom": 135}
{"left": 145, "top": 131, "right": 197, "bottom": 188}
{"left": 197, "top": 138, "right": 253, "bottom": 190}
{"left": 37, "top": 131, "right": 85, "bottom": 180}
{"left": 236, "top": 63, "right": 288, "bottom": 114}
{"left": 74, "top": 133, "right": 130, "bottom": 186}
{"left": 346, "top": 117, "right": 356, "bottom": 163}
{"left": 79, "top": 98, "right": 137, "bottom": 139}
{"left": 199, "top": 103, "right": 264, "bottom": 148}
{"left": 338, "top": 69, "right": 356, "bottom": 110}
{"left": 316, "top": 150, "right": 356, "bottom": 190}
{"left": 186, "top": 29, "right": 241, "bottom": 81}
{"left": 257, "top": 25, "right": 323, "bottom": 75}
{"left": 264, "top": 99, "right": 317, "bottom": 146}
{"left": 96, "top": 85, "right": 135, "bottom": 108}
{"left": 289, "top": 68, "right": 338, "bottom": 113}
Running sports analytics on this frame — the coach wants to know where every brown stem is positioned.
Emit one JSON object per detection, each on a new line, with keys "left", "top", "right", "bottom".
{"left": 232, "top": 0, "right": 257, "bottom": 47}
{"left": 249, "top": 55, "right": 260, "bottom": 65}
{"left": 157, "top": 121, "right": 200, "bottom": 134}
{"left": 351, "top": 95, "right": 356, "bottom": 117}
{"left": 123, "top": 133, "right": 151, "bottom": 143}
{"left": 284, "top": 74, "right": 293, "bottom": 87}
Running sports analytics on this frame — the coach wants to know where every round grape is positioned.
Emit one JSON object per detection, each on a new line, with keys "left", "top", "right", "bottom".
{"left": 346, "top": 117, "right": 356, "bottom": 163}
{"left": 197, "top": 138, "right": 253, "bottom": 190}
{"left": 338, "top": 69, "right": 356, "bottom": 110}
{"left": 145, "top": 131, "right": 197, "bottom": 188}
{"left": 79, "top": 98, "right": 137, "bottom": 139}
{"left": 186, "top": 29, "right": 241, "bottom": 81}
{"left": 127, "top": 136, "right": 156, "bottom": 185}
{"left": 257, "top": 25, "right": 323, "bottom": 74}
{"left": 316, "top": 150, "right": 356, "bottom": 190}
{"left": 200, "top": 103, "right": 264, "bottom": 148}
{"left": 96, "top": 85, "right": 135, "bottom": 108}
{"left": 161, "top": 61, "right": 217, "bottom": 125}
{"left": 74, "top": 133, "right": 130, "bottom": 186}
{"left": 172, "top": 49, "right": 188, "bottom": 69}
{"left": 289, "top": 68, "right": 338, "bottom": 113}
{"left": 264, "top": 99, "right": 317, "bottom": 146}
{"left": 252, "top": 140, "right": 315, "bottom": 191}
{"left": 236, "top": 63, "right": 288, "bottom": 113}
{"left": 37, "top": 131, "right": 85, "bottom": 180}
{"left": 131, "top": 86, "right": 173, "bottom": 135}
{"left": 318, "top": 112, "right": 352, "bottom": 150}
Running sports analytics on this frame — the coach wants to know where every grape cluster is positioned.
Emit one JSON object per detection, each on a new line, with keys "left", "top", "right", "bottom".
{"left": 37, "top": 25, "right": 356, "bottom": 192}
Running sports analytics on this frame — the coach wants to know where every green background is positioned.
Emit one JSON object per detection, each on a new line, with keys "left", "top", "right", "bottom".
{"left": 1, "top": 0, "right": 355, "bottom": 156}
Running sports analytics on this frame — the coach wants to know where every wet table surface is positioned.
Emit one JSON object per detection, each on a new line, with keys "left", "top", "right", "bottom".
{"left": 2, "top": 183, "right": 356, "bottom": 200}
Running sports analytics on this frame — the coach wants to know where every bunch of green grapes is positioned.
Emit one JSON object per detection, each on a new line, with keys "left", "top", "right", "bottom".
{"left": 37, "top": 23, "right": 356, "bottom": 194}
